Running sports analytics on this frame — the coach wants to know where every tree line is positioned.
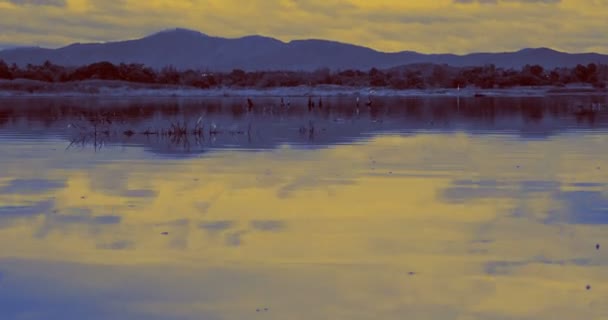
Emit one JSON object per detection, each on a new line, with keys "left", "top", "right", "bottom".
{"left": 0, "top": 59, "right": 606, "bottom": 89}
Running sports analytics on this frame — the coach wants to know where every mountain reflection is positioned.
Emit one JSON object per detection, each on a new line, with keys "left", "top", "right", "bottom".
{"left": 1, "top": 95, "right": 607, "bottom": 157}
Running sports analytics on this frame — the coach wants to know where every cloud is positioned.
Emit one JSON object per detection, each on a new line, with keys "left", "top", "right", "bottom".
{"left": 484, "top": 257, "right": 592, "bottom": 275}
{"left": 0, "top": 178, "right": 66, "bottom": 194}
{"left": 454, "top": 0, "right": 498, "bottom": 3}
{"left": 0, "top": 0, "right": 606, "bottom": 54}
{"left": 199, "top": 220, "right": 234, "bottom": 233}
{"left": 5, "top": 0, "right": 66, "bottom": 6}
{"left": 0, "top": 199, "right": 55, "bottom": 228}
{"left": 249, "top": 220, "right": 286, "bottom": 232}
{"left": 224, "top": 230, "right": 248, "bottom": 246}
{"left": 454, "top": 0, "right": 561, "bottom": 3}
{"left": 33, "top": 207, "right": 122, "bottom": 238}
{"left": 96, "top": 240, "right": 134, "bottom": 250}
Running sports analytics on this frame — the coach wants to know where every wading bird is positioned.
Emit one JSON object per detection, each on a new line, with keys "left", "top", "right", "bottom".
{"left": 247, "top": 98, "right": 254, "bottom": 112}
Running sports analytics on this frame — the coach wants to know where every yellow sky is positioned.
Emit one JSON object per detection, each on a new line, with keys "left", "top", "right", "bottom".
{"left": 0, "top": 0, "right": 607, "bottom": 53}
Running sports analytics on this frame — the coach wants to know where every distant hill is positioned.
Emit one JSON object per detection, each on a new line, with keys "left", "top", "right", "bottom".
{"left": 1, "top": 28, "right": 607, "bottom": 71}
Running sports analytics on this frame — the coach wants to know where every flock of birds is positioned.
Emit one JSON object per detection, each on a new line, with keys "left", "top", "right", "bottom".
{"left": 243, "top": 92, "right": 601, "bottom": 115}
{"left": 246, "top": 92, "right": 374, "bottom": 114}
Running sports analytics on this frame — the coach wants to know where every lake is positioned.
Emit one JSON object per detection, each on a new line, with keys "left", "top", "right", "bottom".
{"left": 1, "top": 95, "right": 607, "bottom": 320}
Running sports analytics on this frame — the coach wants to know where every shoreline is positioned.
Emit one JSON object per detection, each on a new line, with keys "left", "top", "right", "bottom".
{"left": 0, "top": 79, "right": 606, "bottom": 98}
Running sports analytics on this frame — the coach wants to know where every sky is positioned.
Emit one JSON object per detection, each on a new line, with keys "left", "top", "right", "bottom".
{"left": 0, "top": 0, "right": 607, "bottom": 54}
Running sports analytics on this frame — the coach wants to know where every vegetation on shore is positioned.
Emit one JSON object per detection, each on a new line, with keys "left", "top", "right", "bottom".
{"left": 0, "top": 59, "right": 607, "bottom": 90}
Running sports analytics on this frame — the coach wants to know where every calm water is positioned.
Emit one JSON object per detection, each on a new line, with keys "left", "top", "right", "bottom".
{"left": 1, "top": 96, "right": 608, "bottom": 320}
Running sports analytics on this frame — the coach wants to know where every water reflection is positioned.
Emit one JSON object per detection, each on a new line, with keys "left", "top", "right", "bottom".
{"left": 0, "top": 178, "right": 66, "bottom": 194}
{"left": 0, "top": 97, "right": 608, "bottom": 319}
{"left": 1, "top": 95, "right": 608, "bottom": 156}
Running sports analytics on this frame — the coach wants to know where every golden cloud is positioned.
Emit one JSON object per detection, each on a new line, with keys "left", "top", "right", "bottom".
{"left": 0, "top": 0, "right": 606, "bottom": 54}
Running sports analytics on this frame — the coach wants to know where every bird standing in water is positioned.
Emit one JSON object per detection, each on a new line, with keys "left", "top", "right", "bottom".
{"left": 366, "top": 90, "right": 375, "bottom": 107}
{"left": 247, "top": 98, "right": 254, "bottom": 112}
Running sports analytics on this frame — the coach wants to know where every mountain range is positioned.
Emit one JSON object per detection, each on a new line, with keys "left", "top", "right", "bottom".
{"left": 1, "top": 28, "right": 607, "bottom": 71}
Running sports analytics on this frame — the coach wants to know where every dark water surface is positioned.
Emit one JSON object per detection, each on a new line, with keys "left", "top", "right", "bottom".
{"left": 1, "top": 95, "right": 608, "bottom": 319}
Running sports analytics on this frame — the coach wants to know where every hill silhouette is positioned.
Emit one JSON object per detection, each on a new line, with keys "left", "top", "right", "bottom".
{"left": 1, "top": 28, "right": 608, "bottom": 71}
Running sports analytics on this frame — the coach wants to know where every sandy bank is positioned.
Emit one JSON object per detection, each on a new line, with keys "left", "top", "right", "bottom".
{"left": 0, "top": 79, "right": 606, "bottom": 98}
